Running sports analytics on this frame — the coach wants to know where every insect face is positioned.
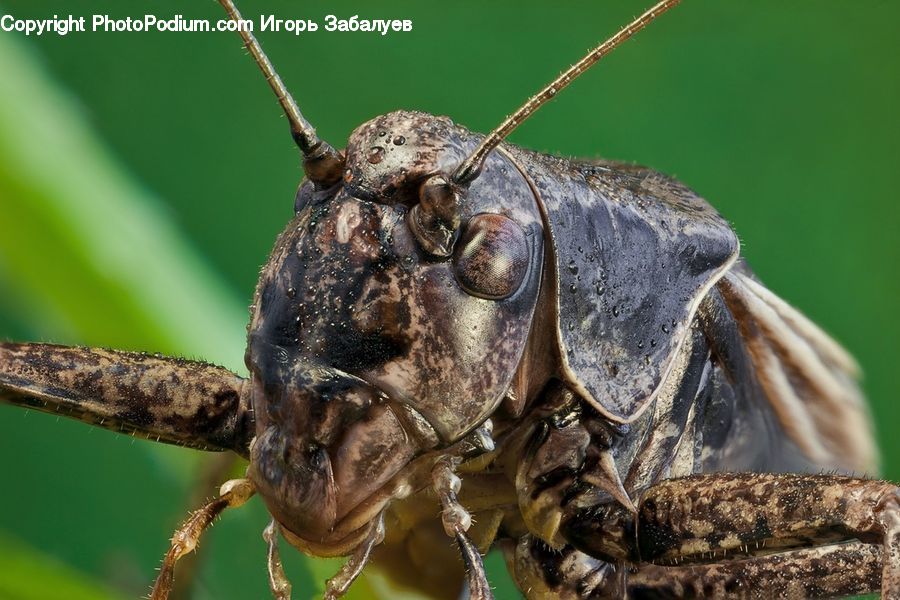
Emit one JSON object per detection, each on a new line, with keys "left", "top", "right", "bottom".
{"left": 246, "top": 110, "right": 544, "bottom": 551}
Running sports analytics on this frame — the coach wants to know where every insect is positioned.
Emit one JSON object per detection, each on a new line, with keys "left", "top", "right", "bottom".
{"left": 1, "top": 0, "right": 900, "bottom": 591}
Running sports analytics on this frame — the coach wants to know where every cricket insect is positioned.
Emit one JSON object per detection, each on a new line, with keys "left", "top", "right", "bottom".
{"left": 1, "top": 0, "right": 897, "bottom": 598}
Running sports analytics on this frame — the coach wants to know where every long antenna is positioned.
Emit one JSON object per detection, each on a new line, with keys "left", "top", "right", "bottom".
{"left": 218, "top": 0, "right": 343, "bottom": 185}
{"left": 452, "top": 0, "right": 681, "bottom": 186}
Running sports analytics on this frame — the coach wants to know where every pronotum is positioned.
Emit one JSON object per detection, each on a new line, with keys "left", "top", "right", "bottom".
{"left": 0, "top": 1, "right": 896, "bottom": 600}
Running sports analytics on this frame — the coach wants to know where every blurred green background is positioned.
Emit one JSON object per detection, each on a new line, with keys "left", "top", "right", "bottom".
{"left": 0, "top": 1, "right": 897, "bottom": 598}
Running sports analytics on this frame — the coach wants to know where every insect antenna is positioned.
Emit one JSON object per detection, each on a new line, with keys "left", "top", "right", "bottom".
{"left": 217, "top": 0, "right": 344, "bottom": 186}
{"left": 452, "top": 0, "right": 681, "bottom": 186}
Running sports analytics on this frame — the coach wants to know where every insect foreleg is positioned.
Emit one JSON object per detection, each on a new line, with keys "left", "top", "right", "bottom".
{"left": 0, "top": 342, "right": 253, "bottom": 455}
{"left": 150, "top": 478, "right": 255, "bottom": 600}
{"left": 171, "top": 452, "right": 245, "bottom": 598}
{"left": 432, "top": 457, "right": 493, "bottom": 600}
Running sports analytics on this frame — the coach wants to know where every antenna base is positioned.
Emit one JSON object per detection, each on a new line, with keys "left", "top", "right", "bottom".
{"left": 303, "top": 142, "right": 345, "bottom": 188}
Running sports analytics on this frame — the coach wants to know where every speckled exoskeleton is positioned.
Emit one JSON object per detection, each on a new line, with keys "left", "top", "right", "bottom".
{"left": 1, "top": 1, "right": 897, "bottom": 599}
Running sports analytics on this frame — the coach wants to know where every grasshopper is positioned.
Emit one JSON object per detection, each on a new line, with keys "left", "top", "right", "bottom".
{"left": 1, "top": 3, "right": 894, "bottom": 595}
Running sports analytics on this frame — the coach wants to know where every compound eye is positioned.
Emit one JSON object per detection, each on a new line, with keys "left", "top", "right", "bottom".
{"left": 453, "top": 214, "right": 530, "bottom": 300}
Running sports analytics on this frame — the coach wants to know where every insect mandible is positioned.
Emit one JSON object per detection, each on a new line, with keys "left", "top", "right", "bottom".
{"left": 0, "top": 1, "right": 896, "bottom": 600}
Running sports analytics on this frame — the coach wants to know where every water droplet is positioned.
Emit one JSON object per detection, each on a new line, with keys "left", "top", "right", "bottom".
{"left": 661, "top": 324, "right": 669, "bottom": 333}
{"left": 612, "top": 306, "right": 620, "bottom": 317}
{"left": 650, "top": 339, "right": 657, "bottom": 348}
{"left": 567, "top": 259, "right": 579, "bottom": 275}
{"left": 367, "top": 146, "right": 385, "bottom": 164}
{"left": 567, "top": 321, "right": 575, "bottom": 332}
{"left": 569, "top": 284, "right": 577, "bottom": 293}
{"left": 595, "top": 283, "right": 605, "bottom": 296}
{"left": 637, "top": 341, "right": 644, "bottom": 349}
{"left": 286, "top": 287, "right": 297, "bottom": 299}
{"left": 378, "top": 130, "right": 387, "bottom": 137}
{"left": 393, "top": 135, "right": 406, "bottom": 146}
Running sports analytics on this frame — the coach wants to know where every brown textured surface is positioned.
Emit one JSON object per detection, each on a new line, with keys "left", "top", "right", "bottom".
{"left": 0, "top": 342, "right": 252, "bottom": 454}
{"left": 637, "top": 473, "right": 897, "bottom": 563}
{"left": 628, "top": 542, "right": 882, "bottom": 599}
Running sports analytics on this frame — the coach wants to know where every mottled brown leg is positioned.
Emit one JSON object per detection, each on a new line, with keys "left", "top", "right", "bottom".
{"left": 634, "top": 473, "right": 899, "bottom": 598}
{"left": 263, "top": 519, "right": 292, "bottom": 600}
{"left": 562, "top": 473, "right": 898, "bottom": 598}
{"left": 505, "top": 535, "right": 881, "bottom": 599}
{"left": 323, "top": 512, "right": 385, "bottom": 600}
{"left": 0, "top": 343, "right": 254, "bottom": 455}
{"left": 881, "top": 493, "right": 900, "bottom": 596}
{"left": 627, "top": 542, "right": 881, "bottom": 599}
{"left": 432, "top": 458, "right": 493, "bottom": 600}
{"left": 149, "top": 478, "right": 255, "bottom": 600}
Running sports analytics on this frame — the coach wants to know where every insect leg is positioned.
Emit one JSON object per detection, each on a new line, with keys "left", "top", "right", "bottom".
{"left": 635, "top": 473, "right": 899, "bottom": 597}
{"left": 515, "top": 383, "right": 638, "bottom": 557}
{"left": 432, "top": 458, "right": 493, "bottom": 600}
{"left": 171, "top": 453, "right": 244, "bottom": 599}
{"left": 627, "top": 541, "right": 881, "bottom": 598}
{"left": 506, "top": 535, "right": 881, "bottom": 599}
{"left": 150, "top": 478, "right": 255, "bottom": 600}
{"left": 322, "top": 511, "right": 385, "bottom": 599}
{"left": 263, "top": 519, "right": 292, "bottom": 600}
{"left": 502, "top": 534, "right": 623, "bottom": 600}
{"left": 0, "top": 342, "right": 253, "bottom": 455}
